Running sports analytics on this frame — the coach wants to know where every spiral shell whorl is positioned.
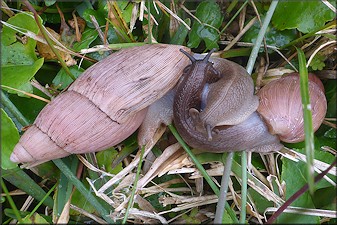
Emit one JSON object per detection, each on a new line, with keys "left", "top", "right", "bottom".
{"left": 257, "top": 73, "right": 327, "bottom": 143}
{"left": 11, "top": 44, "right": 191, "bottom": 163}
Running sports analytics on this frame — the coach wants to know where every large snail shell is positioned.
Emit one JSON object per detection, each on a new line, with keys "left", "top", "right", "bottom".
{"left": 257, "top": 73, "right": 327, "bottom": 143}
{"left": 11, "top": 44, "right": 191, "bottom": 163}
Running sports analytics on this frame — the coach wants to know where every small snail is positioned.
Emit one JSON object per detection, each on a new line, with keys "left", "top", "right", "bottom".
{"left": 173, "top": 51, "right": 327, "bottom": 153}
{"left": 257, "top": 72, "right": 327, "bottom": 143}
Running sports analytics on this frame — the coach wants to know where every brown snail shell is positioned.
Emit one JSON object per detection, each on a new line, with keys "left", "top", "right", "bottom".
{"left": 257, "top": 72, "right": 327, "bottom": 143}
{"left": 11, "top": 44, "right": 191, "bottom": 163}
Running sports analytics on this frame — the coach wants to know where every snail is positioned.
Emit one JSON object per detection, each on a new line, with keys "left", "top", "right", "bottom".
{"left": 10, "top": 44, "right": 191, "bottom": 163}
{"left": 257, "top": 72, "right": 327, "bottom": 143}
{"left": 10, "top": 45, "right": 327, "bottom": 163}
{"left": 172, "top": 51, "right": 327, "bottom": 153}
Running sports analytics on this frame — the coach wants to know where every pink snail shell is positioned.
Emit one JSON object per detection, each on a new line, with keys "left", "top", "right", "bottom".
{"left": 257, "top": 72, "right": 327, "bottom": 143}
{"left": 11, "top": 44, "right": 191, "bottom": 163}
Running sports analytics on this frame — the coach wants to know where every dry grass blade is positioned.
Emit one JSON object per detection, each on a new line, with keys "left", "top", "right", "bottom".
{"left": 224, "top": 16, "right": 257, "bottom": 51}
{"left": 1, "top": 85, "right": 50, "bottom": 103}
{"left": 70, "top": 204, "right": 108, "bottom": 224}
{"left": 306, "top": 40, "right": 337, "bottom": 67}
{"left": 155, "top": 1, "right": 190, "bottom": 30}
{"left": 137, "top": 143, "right": 183, "bottom": 189}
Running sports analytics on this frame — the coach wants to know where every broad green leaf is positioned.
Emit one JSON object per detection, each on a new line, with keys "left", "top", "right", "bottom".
{"left": 187, "top": 1, "right": 223, "bottom": 50}
{"left": 82, "top": 8, "right": 107, "bottom": 28}
{"left": 44, "top": 0, "right": 56, "bottom": 7}
{"left": 8, "top": 88, "right": 47, "bottom": 124}
{"left": 242, "top": 17, "right": 297, "bottom": 49}
{"left": 96, "top": 148, "right": 123, "bottom": 175}
{"left": 170, "top": 18, "right": 191, "bottom": 45}
{"left": 273, "top": 1, "right": 336, "bottom": 33}
{"left": 72, "top": 28, "right": 99, "bottom": 51}
{"left": 20, "top": 212, "right": 49, "bottom": 224}
{"left": 295, "top": 148, "right": 335, "bottom": 190}
{"left": 248, "top": 188, "right": 273, "bottom": 214}
{"left": 52, "top": 66, "right": 84, "bottom": 90}
{"left": 2, "top": 58, "right": 44, "bottom": 90}
{"left": 2, "top": 41, "right": 37, "bottom": 65}
{"left": 2, "top": 12, "right": 40, "bottom": 46}
{"left": 278, "top": 158, "right": 320, "bottom": 223}
{"left": 116, "top": 1, "right": 133, "bottom": 23}
{"left": 1, "top": 109, "right": 19, "bottom": 170}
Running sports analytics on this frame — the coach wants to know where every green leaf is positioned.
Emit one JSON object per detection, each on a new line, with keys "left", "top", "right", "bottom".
{"left": 72, "top": 28, "right": 99, "bottom": 52}
{"left": 44, "top": 0, "right": 56, "bottom": 7}
{"left": 52, "top": 66, "right": 84, "bottom": 90}
{"left": 273, "top": 1, "right": 336, "bottom": 33}
{"left": 309, "top": 54, "right": 326, "bottom": 70}
{"left": 278, "top": 158, "right": 320, "bottom": 223}
{"left": 242, "top": 17, "right": 297, "bottom": 49}
{"left": 2, "top": 58, "right": 44, "bottom": 91}
{"left": 8, "top": 88, "right": 47, "bottom": 124}
{"left": 2, "top": 12, "right": 40, "bottom": 46}
{"left": 170, "top": 18, "right": 191, "bottom": 45}
{"left": 96, "top": 148, "right": 123, "bottom": 175}
{"left": 20, "top": 213, "right": 49, "bottom": 224}
{"left": 187, "top": 1, "right": 223, "bottom": 50}
{"left": 1, "top": 109, "right": 19, "bottom": 170}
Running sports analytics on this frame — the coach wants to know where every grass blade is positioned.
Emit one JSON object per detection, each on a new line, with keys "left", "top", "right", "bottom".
{"left": 53, "top": 158, "right": 114, "bottom": 224}
{"left": 296, "top": 48, "right": 315, "bottom": 194}
{"left": 122, "top": 145, "right": 145, "bottom": 224}
{"left": 1, "top": 178, "right": 22, "bottom": 223}
{"left": 2, "top": 168, "right": 54, "bottom": 208}
{"left": 168, "top": 124, "right": 239, "bottom": 223}
{"left": 239, "top": 151, "right": 248, "bottom": 223}
{"left": 214, "top": 152, "right": 234, "bottom": 223}
{"left": 246, "top": 0, "right": 279, "bottom": 74}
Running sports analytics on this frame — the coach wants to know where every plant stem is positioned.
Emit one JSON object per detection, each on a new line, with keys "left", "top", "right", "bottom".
{"left": 2, "top": 168, "right": 54, "bottom": 208}
{"left": 23, "top": 0, "right": 75, "bottom": 80}
{"left": 214, "top": 152, "right": 234, "bottom": 223}
{"left": 297, "top": 48, "right": 315, "bottom": 194}
{"left": 1, "top": 178, "right": 23, "bottom": 223}
{"left": 240, "top": 151, "right": 247, "bottom": 223}
{"left": 122, "top": 145, "right": 145, "bottom": 224}
{"left": 246, "top": 0, "right": 279, "bottom": 75}
{"left": 27, "top": 183, "right": 57, "bottom": 218}
{"left": 168, "top": 125, "right": 219, "bottom": 195}
{"left": 1, "top": 91, "right": 30, "bottom": 126}
{"left": 168, "top": 124, "right": 239, "bottom": 223}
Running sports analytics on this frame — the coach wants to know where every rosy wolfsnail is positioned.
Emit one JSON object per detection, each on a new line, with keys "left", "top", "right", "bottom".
{"left": 10, "top": 44, "right": 191, "bottom": 163}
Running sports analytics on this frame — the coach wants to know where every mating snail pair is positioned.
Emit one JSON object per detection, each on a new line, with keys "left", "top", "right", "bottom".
{"left": 10, "top": 44, "right": 327, "bottom": 164}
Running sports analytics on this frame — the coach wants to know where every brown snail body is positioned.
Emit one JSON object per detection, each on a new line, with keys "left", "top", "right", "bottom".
{"left": 173, "top": 51, "right": 282, "bottom": 152}
{"left": 10, "top": 44, "right": 191, "bottom": 163}
{"left": 173, "top": 51, "right": 327, "bottom": 153}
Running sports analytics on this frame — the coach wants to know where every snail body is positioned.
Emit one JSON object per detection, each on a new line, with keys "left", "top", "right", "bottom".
{"left": 173, "top": 51, "right": 327, "bottom": 153}
{"left": 173, "top": 51, "right": 282, "bottom": 153}
{"left": 11, "top": 44, "right": 191, "bottom": 163}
